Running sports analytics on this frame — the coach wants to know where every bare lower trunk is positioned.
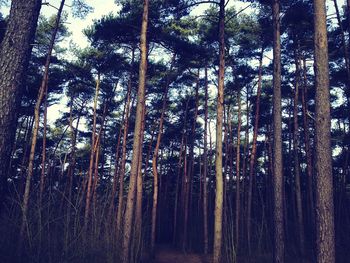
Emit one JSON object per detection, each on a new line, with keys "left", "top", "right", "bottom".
{"left": 213, "top": 0, "right": 225, "bottom": 262}
{"left": 272, "top": 0, "right": 285, "bottom": 261}
{"left": 39, "top": 86, "right": 48, "bottom": 204}
{"left": 293, "top": 54, "right": 305, "bottom": 255}
{"left": 313, "top": 0, "right": 336, "bottom": 261}
{"left": 84, "top": 73, "right": 100, "bottom": 230}
{"left": 301, "top": 57, "right": 315, "bottom": 226}
{"left": 247, "top": 47, "right": 264, "bottom": 252}
{"left": 173, "top": 99, "right": 189, "bottom": 245}
{"left": 134, "top": 106, "right": 146, "bottom": 263}
{"left": 203, "top": 66, "right": 209, "bottom": 254}
{"left": 183, "top": 70, "right": 200, "bottom": 251}
{"left": 121, "top": 1, "right": 149, "bottom": 261}
{"left": 151, "top": 84, "right": 169, "bottom": 256}
{"left": 116, "top": 61, "right": 134, "bottom": 236}
{"left": 235, "top": 89, "right": 242, "bottom": 252}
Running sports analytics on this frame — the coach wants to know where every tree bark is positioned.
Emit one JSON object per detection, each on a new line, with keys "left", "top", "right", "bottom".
{"left": 213, "top": 0, "right": 225, "bottom": 262}
{"left": 121, "top": 0, "right": 149, "bottom": 261}
{"left": 313, "top": 0, "right": 336, "bottom": 261}
{"left": 272, "top": 0, "right": 285, "bottom": 261}
{"left": 134, "top": 105, "right": 146, "bottom": 263}
{"left": 203, "top": 65, "right": 209, "bottom": 254}
{"left": 0, "top": 0, "right": 41, "bottom": 211}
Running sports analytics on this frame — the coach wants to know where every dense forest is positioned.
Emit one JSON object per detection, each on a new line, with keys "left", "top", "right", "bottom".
{"left": 0, "top": 0, "right": 347, "bottom": 262}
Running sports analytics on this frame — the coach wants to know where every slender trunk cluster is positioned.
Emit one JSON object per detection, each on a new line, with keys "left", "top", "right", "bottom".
{"left": 20, "top": 0, "right": 66, "bottom": 243}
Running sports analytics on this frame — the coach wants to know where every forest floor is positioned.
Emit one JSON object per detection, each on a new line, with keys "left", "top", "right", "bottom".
{"left": 149, "top": 245, "right": 211, "bottom": 263}
{"left": 144, "top": 245, "right": 314, "bottom": 263}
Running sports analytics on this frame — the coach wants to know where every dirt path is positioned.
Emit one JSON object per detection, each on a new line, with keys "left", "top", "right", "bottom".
{"left": 150, "top": 245, "right": 211, "bottom": 263}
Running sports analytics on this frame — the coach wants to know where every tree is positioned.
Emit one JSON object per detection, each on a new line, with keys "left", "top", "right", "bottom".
{"left": 0, "top": 0, "right": 41, "bottom": 212}
{"left": 20, "top": 0, "right": 67, "bottom": 244}
{"left": 272, "top": 0, "right": 285, "bottom": 261}
{"left": 213, "top": 0, "right": 225, "bottom": 262}
{"left": 121, "top": 0, "right": 149, "bottom": 262}
{"left": 313, "top": 0, "right": 336, "bottom": 261}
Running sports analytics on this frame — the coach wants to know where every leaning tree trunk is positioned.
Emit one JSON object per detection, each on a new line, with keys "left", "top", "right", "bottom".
{"left": 213, "top": 0, "right": 225, "bottom": 262}
{"left": 20, "top": 0, "right": 66, "bottom": 243}
{"left": 0, "top": 0, "right": 41, "bottom": 212}
{"left": 121, "top": 0, "right": 149, "bottom": 262}
{"left": 313, "top": 0, "right": 336, "bottom": 261}
{"left": 272, "top": 0, "right": 285, "bottom": 262}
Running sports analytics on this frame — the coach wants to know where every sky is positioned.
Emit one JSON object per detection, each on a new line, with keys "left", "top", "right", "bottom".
{"left": 43, "top": 0, "right": 120, "bottom": 48}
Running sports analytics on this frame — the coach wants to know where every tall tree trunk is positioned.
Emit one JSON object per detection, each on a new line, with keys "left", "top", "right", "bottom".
{"left": 183, "top": 70, "right": 200, "bottom": 251}
{"left": 313, "top": 0, "right": 336, "bottom": 261}
{"left": 301, "top": 57, "right": 315, "bottom": 227}
{"left": 272, "top": 0, "right": 285, "bottom": 261}
{"left": 203, "top": 65, "right": 209, "bottom": 254}
{"left": 84, "top": 72, "right": 100, "bottom": 231}
{"left": 241, "top": 91, "right": 249, "bottom": 245}
{"left": 293, "top": 53, "right": 305, "bottom": 255}
{"left": 235, "top": 88, "right": 242, "bottom": 253}
{"left": 39, "top": 85, "right": 48, "bottom": 204}
{"left": 64, "top": 97, "right": 83, "bottom": 252}
{"left": 116, "top": 50, "right": 134, "bottom": 236}
{"left": 108, "top": 86, "right": 131, "bottom": 230}
{"left": 107, "top": 123, "right": 122, "bottom": 227}
{"left": 213, "top": 0, "right": 225, "bottom": 262}
{"left": 0, "top": 0, "right": 41, "bottom": 211}
{"left": 247, "top": 47, "right": 264, "bottom": 252}
{"left": 151, "top": 80, "right": 170, "bottom": 257}
{"left": 173, "top": 99, "right": 189, "bottom": 245}
{"left": 20, "top": 0, "right": 66, "bottom": 243}
{"left": 121, "top": 1, "right": 149, "bottom": 261}
{"left": 38, "top": 81, "right": 48, "bottom": 254}
{"left": 134, "top": 105, "right": 146, "bottom": 263}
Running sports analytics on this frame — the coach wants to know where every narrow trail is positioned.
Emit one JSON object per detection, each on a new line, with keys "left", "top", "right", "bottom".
{"left": 148, "top": 245, "right": 211, "bottom": 263}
